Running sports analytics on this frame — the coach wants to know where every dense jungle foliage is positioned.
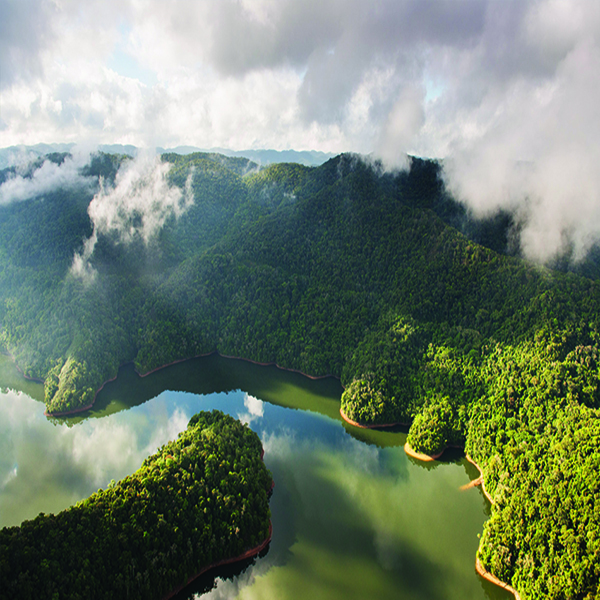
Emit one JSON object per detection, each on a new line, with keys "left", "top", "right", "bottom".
{"left": 1, "top": 149, "right": 600, "bottom": 598}
{"left": 0, "top": 410, "right": 272, "bottom": 600}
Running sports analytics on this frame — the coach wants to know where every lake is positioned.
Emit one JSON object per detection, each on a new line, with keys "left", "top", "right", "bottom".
{"left": 0, "top": 353, "right": 511, "bottom": 599}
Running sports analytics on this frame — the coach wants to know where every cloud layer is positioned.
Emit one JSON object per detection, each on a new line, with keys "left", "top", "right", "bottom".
{"left": 0, "top": 153, "right": 93, "bottom": 205}
{"left": 71, "top": 153, "right": 193, "bottom": 281}
{"left": 2, "top": 0, "right": 600, "bottom": 262}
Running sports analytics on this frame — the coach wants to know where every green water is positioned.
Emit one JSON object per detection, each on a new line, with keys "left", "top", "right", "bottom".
{"left": 0, "top": 354, "right": 510, "bottom": 599}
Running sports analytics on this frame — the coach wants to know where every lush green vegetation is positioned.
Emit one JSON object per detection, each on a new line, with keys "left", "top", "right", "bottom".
{"left": 0, "top": 410, "right": 272, "bottom": 600}
{"left": 1, "top": 150, "right": 600, "bottom": 597}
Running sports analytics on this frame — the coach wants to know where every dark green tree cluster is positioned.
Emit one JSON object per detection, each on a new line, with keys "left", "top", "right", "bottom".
{"left": 0, "top": 410, "right": 272, "bottom": 600}
{"left": 406, "top": 397, "right": 465, "bottom": 456}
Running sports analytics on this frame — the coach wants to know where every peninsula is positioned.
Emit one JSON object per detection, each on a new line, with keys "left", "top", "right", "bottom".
{"left": 0, "top": 411, "right": 273, "bottom": 600}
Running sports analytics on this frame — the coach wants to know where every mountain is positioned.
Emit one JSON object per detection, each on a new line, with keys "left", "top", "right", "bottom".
{"left": 0, "top": 143, "right": 76, "bottom": 169}
{"left": 156, "top": 146, "right": 335, "bottom": 167}
{"left": 0, "top": 144, "right": 334, "bottom": 170}
{"left": 0, "top": 150, "right": 599, "bottom": 598}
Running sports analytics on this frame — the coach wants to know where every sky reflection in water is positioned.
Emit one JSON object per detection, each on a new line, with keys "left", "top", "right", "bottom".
{"left": 0, "top": 356, "right": 510, "bottom": 600}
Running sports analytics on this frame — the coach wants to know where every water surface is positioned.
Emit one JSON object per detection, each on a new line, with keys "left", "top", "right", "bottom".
{"left": 0, "top": 354, "right": 510, "bottom": 599}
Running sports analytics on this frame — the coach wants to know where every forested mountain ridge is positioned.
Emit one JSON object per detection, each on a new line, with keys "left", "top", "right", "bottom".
{"left": 1, "top": 150, "right": 600, "bottom": 598}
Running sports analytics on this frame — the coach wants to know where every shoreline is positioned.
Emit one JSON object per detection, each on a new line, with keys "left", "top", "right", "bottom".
{"left": 44, "top": 369, "right": 122, "bottom": 418}
{"left": 403, "top": 444, "right": 520, "bottom": 600}
{"left": 475, "top": 556, "right": 522, "bottom": 600}
{"left": 165, "top": 447, "right": 273, "bottom": 600}
{"left": 44, "top": 401, "right": 95, "bottom": 418}
{"left": 400, "top": 441, "right": 495, "bottom": 506}
{"left": 31, "top": 351, "right": 520, "bottom": 599}
{"left": 213, "top": 352, "right": 339, "bottom": 381}
{"left": 464, "top": 454, "right": 494, "bottom": 504}
{"left": 46, "top": 351, "right": 340, "bottom": 417}
{"left": 136, "top": 351, "right": 216, "bottom": 378}
{"left": 339, "top": 406, "right": 409, "bottom": 429}
{"left": 163, "top": 520, "right": 273, "bottom": 600}
{"left": 138, "top": 350, "right": 339, "bottom": 382}
{"left": 403, "top": 441, "right": 444, "bottom": 462}
{"left": 341, "top": 413, "right": 520, "bottom": 600}
{"left": 459, "top": 475, "right": 483, "bottom": 490}
{"left": 17, "top": 351, "right": 277, "bottom": 598}
{"left": 1, "top": 351, "right": 45, "bottom": 384}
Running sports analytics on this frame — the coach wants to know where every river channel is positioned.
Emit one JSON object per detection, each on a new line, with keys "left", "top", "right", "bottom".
{"left": 0, "top": 353, "right": 510, "bottom": 599}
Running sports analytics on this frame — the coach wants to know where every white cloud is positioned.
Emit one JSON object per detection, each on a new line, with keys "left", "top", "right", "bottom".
{"left": 0, "top": 0, "right": 56, "bottom": 89}
{"left": 142, "top": 405, "right": 190, "bottom": 458}
{"left": 70, "top": 229, "right": 98, "bottom": 284}
{"left": 238, "top": 393, "right": 264, "bottom": 426}
{"left": 375, "top": 85, "right": 425, "bottom": 171}
{"left": 0, "top": 153, "right": 93, "bottom": 205}
{"left": 70, "top": 152, "right": 194, "bottom": 280}
{"left": 3, "top": 0, "right": 600, "bottom": 262}
{"left": 0, "top": 0, "right": 483, "bottom": 153}
{"left": 0, "top": 388, "right": 191, "bottom": 527}
{"left": 442, "top": 25, "right": 600, "bottom": 262}
{"left": 68, "top": 417, "right": 138, "bottom": 487}
{"left": 87, "top": 152, "right": 193, "bottom": 243}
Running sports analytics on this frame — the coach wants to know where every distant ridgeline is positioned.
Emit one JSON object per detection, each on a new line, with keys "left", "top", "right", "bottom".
{"left": 0, "top": 411, "right": 273, "bottom": 600}
{"left": 1, "top": 150, "right": 600, "bottom": 598}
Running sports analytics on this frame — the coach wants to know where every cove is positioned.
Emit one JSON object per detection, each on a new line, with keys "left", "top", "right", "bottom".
{"left": 0, "top": 354, "right": 511, "bottom": 600}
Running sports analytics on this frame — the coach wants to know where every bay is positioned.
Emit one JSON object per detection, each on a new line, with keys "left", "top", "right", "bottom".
{"left": 0, "top": 354, "right": 510, "bottom": 599}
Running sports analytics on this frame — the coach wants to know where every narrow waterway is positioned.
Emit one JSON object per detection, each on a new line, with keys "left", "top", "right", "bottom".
{"left": 0, "top": 354, "right": 511, "bottom": 599}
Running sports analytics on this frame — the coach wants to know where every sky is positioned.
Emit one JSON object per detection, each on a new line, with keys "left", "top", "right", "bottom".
{"left": 1, "top": 0, "right": 600, "bottom": 262}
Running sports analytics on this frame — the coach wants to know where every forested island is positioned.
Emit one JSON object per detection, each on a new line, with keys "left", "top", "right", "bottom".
{"left": 0, "top": 410, "right": 273, "bottom": 600}
{"left": 1, "top": 149, "right": 599, "bottom": 598}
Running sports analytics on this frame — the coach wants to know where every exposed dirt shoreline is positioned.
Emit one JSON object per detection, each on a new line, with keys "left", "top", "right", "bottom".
{"left": 9, "top": 351, "right": 275, "bottom": 596}
{"left": 1, "top": 350, "right": 44, "bottom": 384}
{"left": 163, "top": 521, "right": 273, "bottom": 600}
{"left": 164, "top": 456, "right": 274, "bottom": 600}
{"left": 138, "top": 351, "right": 339, "bottom": 382}
{"left": 23, "top": 351, "right": 520, "bottom": 599}
{"left": 44, "top": 370, "right": 122, "bottom": 417}
{"left": 409, "top": 446, "right": 519, "bottom": 599}
{"left": 475, "top": 556, "right": 522, "bottom": 600}
{"left": 44, "top": 351, "right": 340, "bottom": 417}
{"left": 403, "top": 441, "right": 444, "bottom": 461}
{"left": 464, "top": 454, "right": 494, "bottom": 504}
{"left": 339, "top": 406, "right": 409, "bottom": 429}
{"left": 342, "top": 412, "right": 521, "bottom": 600}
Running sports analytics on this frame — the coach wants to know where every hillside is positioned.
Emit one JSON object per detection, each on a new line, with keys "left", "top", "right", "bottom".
{"left": 1, "top": 150, "right": 599, "bottom": 598}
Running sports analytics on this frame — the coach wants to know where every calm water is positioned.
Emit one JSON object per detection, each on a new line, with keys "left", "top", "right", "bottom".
{"left": 0, "top": 354, "right": 510, "bottom": 600}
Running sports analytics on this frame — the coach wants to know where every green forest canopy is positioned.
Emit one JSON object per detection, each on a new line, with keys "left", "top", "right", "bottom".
{"left": 1, "top": 150, "right": 599, "bottom": 598}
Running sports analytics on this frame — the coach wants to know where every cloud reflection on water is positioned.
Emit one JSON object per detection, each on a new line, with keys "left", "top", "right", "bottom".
{"left": 0, "top": 390, "right": 190, "bottom": 527}
{"left": 237, "top": 393, "right": 264, "bottom": 426}
{"left": 196, "top": 427, "right": 482, "bottom": 600}
{"left": 0, "top": 381, "right": 500, "bottom": 600}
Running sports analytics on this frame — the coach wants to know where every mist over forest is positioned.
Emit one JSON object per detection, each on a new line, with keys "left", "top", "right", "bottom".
{"left": 1, "top": 147, "right": 600, "bottom": 598}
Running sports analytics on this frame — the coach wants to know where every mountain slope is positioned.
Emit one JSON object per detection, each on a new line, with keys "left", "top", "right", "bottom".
{"left": 0, "top": 151, "right": 599, "bottom": 598}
